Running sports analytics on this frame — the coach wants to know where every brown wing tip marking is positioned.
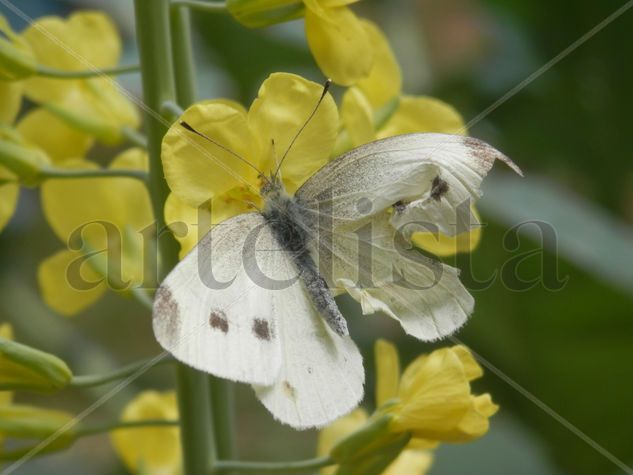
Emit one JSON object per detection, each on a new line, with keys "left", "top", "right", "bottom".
{"left": 462, "top": 136, "right": 523, "bottom": 177}
{"left": 252, "top": 318, "right": 273, "bottom": 341}
{"left": 153, "top": 286, "right": 180, "bottom": 344}
{"left": 209, "top": 310, "right": 229, "bottom": 333}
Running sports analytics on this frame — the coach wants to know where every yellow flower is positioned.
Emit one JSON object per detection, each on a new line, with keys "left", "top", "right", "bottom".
{"left": 38, "top": 148, "right": 153, "bottom": 315}
{"left": 227, "top": 1, "right": 372, "bottom": 85}
{"left": 20, "top": 11, "right": 139, "bottom": 143}
{"left": 162, "top": 72, "right": 338, "bottom": 256}
{"left": 321, "top": 341, "right": 497, "bottom": 473}
{"left": 110, "top": 391, "right": 181, "bottom": 475}
{"left": 337, "top": 21, "right": 480, "bottom": 256}
{"left": 16, "top": 108, "right": 94, "bottom": 163}
{"left": 379, "top": 340, "right": 499, "bottom": 443}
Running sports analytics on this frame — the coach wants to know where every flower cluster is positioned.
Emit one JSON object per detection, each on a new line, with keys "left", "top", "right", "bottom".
{"left": 319, "top": 341, "right": 498, "bottom": 474}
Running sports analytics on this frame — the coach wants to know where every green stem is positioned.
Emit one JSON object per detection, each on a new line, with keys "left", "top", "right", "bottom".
{"left": 35, "top": 63, "right": 141, "bottom": 79}
{"left": 76, "top": 419, "right": 179, "bottom": 437}
{"left": 135, "top": 2, "right": 215, "bottom": 475}
{"left": 214, "top": 456, "right": 334, "bottom": 474}
{"left": 69, "top": 355, "right": 175, "bottom": 388}
{"left": 39, "top": 167, "right": 148, "bottom": 183}
{"left": 134, "top": 0, "right": 181, "bottom": 276}
{"left": 162, "top": 100, "right": 186, "bottom": 121}
{"left": 171, "top": 0, "right": 228, "bottom": 12}
{"left": 170, "top": 4, "right": 236, "bottom": 464}
{"left": 122, "top": 126, "right": 149, "bottom": 148}
{"left": 209, "top": 379, "right": 237, "bottom": 459}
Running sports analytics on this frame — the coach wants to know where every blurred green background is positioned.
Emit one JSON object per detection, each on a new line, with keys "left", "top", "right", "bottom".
{"left": 1, "top": 0, "right": 632, "bottom": 474}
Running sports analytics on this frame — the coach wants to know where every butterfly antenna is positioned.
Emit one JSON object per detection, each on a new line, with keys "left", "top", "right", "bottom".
{"left": 180, "top": 121, "right": 271, "bottom": 186}
{"left": 273, "top": 79, "right": 332, "bottom": 180}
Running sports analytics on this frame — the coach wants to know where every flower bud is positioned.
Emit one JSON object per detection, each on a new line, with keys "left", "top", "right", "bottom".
{"left": 329, "top": 413, "right": 394, "bottom": 464}
{"left": 0, "top": 16, "right": 36, "bottom": 80}
{"left": 0, "top": 334, "right": 72, "bottom": 391}
{"left": 226, "top": 0, "right": 305, "bottom": 28}
{"left": 0, "top": 127, "right": 50, "bottom": 186}
{"left": 0, "top": 404, "right": 75, "bottom": 460}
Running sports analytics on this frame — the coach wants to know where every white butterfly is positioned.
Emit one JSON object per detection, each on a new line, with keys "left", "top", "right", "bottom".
{"left": 153, "top": 128, "right": 520, "bottom": 429}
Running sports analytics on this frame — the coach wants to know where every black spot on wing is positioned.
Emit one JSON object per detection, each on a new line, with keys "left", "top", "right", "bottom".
{"left": 252, "top": 318, "right": 273, "bottom": 341}
{"left": 430, "top": 175, "right": 449, "bottom": 201}
{"left": 209, "top": 309, "right": 229, "bottom": 333}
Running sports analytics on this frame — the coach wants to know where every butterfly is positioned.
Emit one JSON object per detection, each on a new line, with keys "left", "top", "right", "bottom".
{"left": 152, "top": 84, "right": 521, "bottom": 430}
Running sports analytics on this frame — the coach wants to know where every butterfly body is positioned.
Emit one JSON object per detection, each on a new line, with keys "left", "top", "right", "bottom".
{"left": 261, "top": 178, "right": 349, "bottom": 336}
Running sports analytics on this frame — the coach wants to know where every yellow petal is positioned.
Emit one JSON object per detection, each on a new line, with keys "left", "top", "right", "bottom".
{"left": 38, "top": 249, "right": 107, "bottom": 316}
{"left": 0, "top": 80, "right": 22, "bottom": 125}
{"left": 0, "top": 166, "right": 18, "bottom": 232}
{"left": 377, "top": 95, "right": 466, "bottom": 139}
{"left": 442, "top": 394, "right": 499, "bottom": 442}
{"left": 383, "top": 449, "right": 434, "bottom": 475}
{"left": 162, "top": 101, "right": 255, "bottom": 208}
{"left": 304, "top": 3, "right": 373, "bottom": 86}
{"left": 393, "top": 348, "right": 472, "bottom": 439}
{"left": 164, "top": 193, "right": 213, "bottom": 259}
{"left": 450, "top": 345, "right": 483, "bottom": 381}
{"left": 318, "top": 408, "right": 368, "bottom": 475}
{"left": 319, "top": 0, "right": 360, "bottom": 6}
{"left": 165, "top": 187, "right": 256, "bottom": 259}
{"left": 16, "top": 108, "right": 93, "bottom": 163}
{"left": 374, "top": 339, "right": 400, "bottom": 408}
{"left": 45, "top": 78, "right": 140, "bottom": 144}
{"left": 110, "top": 391, "right": 181, "bottom": 475}
{"left": 411, "top": 206, "right": 482, "bottom": 256}
{"left": 22, "top": 12, "right": 121, "bottom": 105}
{"left": 248, "top": 72, "right": 338, "bottom": 193}
{"left": 42, "top": 151, "right": 150, "bottom": 244}
{"left": 341, "top": 87, "right": 375, "bottom": 147}
{"left": 356, "top": 20, "right": 402, "bottom": 108}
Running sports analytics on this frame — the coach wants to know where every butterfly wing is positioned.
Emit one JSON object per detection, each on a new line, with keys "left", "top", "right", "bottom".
{"left": 254, "top": 258, "right": 364, "bottom": 429}
{"left": 153, "top": 212, "right": 284, "bottom": 386}
{"left": 154, "top": 212, "right": 364, "bottom": 428}
{"left": 296, "top": 133, "right": 518, "bottom": 341}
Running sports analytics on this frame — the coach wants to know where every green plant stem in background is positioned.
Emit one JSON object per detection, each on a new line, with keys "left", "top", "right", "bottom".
{"left": 69, "top": 355, "right": 175, "bottom": 388}
{"left": 35, "top": 63, "right": 140, "bottom": 78}
{"left": 171, "top": 0, "right": 228, "bottom": 12}
{"left": 134, "top": 1, "right": 216, "bottom": 474}
{"left": 170, "top": 2, "right": 236, "bottom": 464}
{"left": 161, "top": 100, "right": 186, "bottom": 122}
{"left": 122, "top": 126, "right": 148, "bottom": 148}
{"left": 76, "top": 419, "right": 179, "bottom": 438}
{"left": 39, "top": 167, "right": 148, "bottom": 182}
{"left": 214, "top": 456, "right": 334, "bottom": 474}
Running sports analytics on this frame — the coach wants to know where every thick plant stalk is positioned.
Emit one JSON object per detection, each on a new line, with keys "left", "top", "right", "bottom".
{"left": 170, "top": 3, "right": 238, "bottom": 461}
{"left": 134, "top": 1, "right": 216, "bottom": 473}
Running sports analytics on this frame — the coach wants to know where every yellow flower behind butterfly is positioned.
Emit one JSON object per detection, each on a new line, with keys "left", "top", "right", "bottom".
{"left": 319, "top": 340, "right": 498, "bottom": 474}
{"left": 110, "top": 391, "right": 181, "bottom": 475}
{"left": 338, "top": 20, "right": 481, "bottom": 257}
{"left": 162, "top": 72, "right": 338, "bottom": 257}
{"left": 227, "top": 0, "right": 372, "bottom": 85}
{"left": 20, "top": 11, "right": 139, "bottom": 143}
